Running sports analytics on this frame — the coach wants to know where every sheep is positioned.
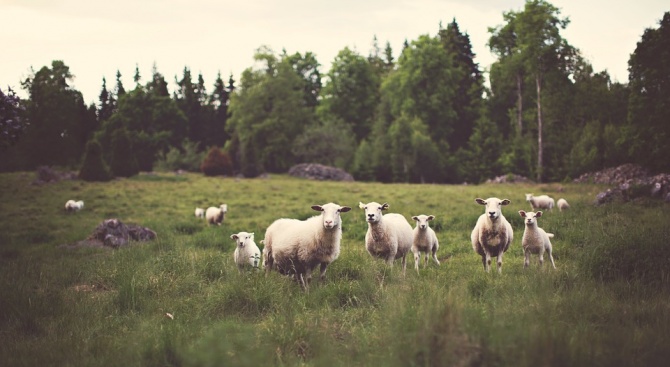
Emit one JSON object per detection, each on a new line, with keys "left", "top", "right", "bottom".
{"left": 525, "top": 193, "right": 555, "bottom": 211}
{"left": 194, "top": 207, "right": 205, "bottom": 218}
{"left": 231, "top": 231, "right": 261, "bottom": 272}
{"left": 359, "top": 201, "right": 414, "bottom": 276}
{"left": 471, "top": 197, "right": 513, "bottom": 273}
{"left": 205, "top": 204, "right": 228, "bottom": 225}
{"left": 411, "top": 214, "right": 440, "bottom": 274}
{"left": 64, "top": 200, "right": 84, "bottom": 212}
{"left": 518, "top": 211, "right": 556, "bottom": 269}
{"left": 263, "top": 203, "right": 351, "bottom": 288}
{"left": 557, "top": 198, "right": 570, "bottom": 212}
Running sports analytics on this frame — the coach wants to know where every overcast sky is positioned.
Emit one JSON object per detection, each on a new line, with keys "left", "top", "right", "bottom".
{"left": 2, "top": 0, "right": 668, "bottom": 105}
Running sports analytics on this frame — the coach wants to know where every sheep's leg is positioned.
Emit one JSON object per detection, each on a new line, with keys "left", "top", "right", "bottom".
{"left": 484, "top": 252, "right": 492, "bottom": 272}
{"left": 401, "top": 253, "right": 407, "bottom": 277}
{"left": 547, "top": 248, "right": 556, "bottom": 269}
{"left": 524, "top": 249, "right": 530, "bottom": 269}
{"left": 539, "top": 248, "right": 545, "bottom": 268}
{"left": 431, "top": 246, "right": 440, "bottom": 266}
{"left": 414, "top": 252, "right": 420, "bottom": 274}
{"left": 319, "top": 262, "right": 329, "bottom": 281}
{"left": 496, "top": 253, "right": 504, "bottom": 274}
{"left": 423, "top": 252, "right": 429, "bottom": 268}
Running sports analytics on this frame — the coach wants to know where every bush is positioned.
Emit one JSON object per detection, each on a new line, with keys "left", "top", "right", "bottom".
{"left": 110, "top": 128, "right": 139, "bottom": 177}
{"left": 200, "top": 147, "right": 233, "bottom": 176}
{"left": 78, "top": 140, "right": 112, "bottom": 181}
{"left": 155, "top": 139, "right": 205, "bottom": 172}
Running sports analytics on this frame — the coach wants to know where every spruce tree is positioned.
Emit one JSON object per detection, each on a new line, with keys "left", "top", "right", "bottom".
{"left": 79, "top": 140, "right": 112, "bottom": 181}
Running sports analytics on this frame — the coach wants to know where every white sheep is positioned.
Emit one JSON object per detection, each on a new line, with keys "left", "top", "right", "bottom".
{"left": 359, "top": 201, "right": 414, "bottom": 276}
{"left": 194, "top": 207, "right": 205, "bottom": 218}
{"left": 557, "top": 198, "right": 570, "bottom": 211}
{"left": 411, "top": 214, "right": 440, "bottom": 274}
{"left": 263, "top": 203, "right": 351, "bottom": 288}
{"left": 231, "top": 231, "right": 261, "bottom": 272}
{"left": 64, "top": 200, "right": 84, "bottom": 212}
{"left": 518, "top": 210, "right": 556, "bottom": 269}
{"left": 525, "top": 193, "right": 555, "bottom": 211}
{"left": 471, "top": 197, "right": 513, "bottom": 273}
{"left": 205, "top": 204, "right": 228, "bottom": 225}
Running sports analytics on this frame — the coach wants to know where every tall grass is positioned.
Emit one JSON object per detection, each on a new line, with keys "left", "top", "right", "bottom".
{"left": 0, "top": 172, "right": 668, "bottom": 366}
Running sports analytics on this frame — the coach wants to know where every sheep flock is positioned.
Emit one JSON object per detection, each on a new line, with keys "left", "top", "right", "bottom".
{"left": 64, "top": 190, "right": 571, "bottom": 290}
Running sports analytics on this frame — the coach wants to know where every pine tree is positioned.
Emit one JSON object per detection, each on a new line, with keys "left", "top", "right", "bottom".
{"left": 98, "top": 77, "right": 113, "bottom": 122}
{"left": 115, "top": 70, "right": 126, "bottom": 96}
{"left": 133, "top": 64, "right": 141, "bottom": 85}
{"left": 201, "top": 146, "right": 233, "bottom": 176}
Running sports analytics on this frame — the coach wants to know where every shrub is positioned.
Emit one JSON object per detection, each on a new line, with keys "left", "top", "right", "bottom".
{"left": 110, "top": 128, "right": 139, "bottom": 177}
{"left": 78, "top": 140, "right": 112, "bottom": 181}
{"left": 155, "top": 139, "right": 205, "bottom": 172}
{"left": 200, "top": 147, "right": 233, "bottom": 176}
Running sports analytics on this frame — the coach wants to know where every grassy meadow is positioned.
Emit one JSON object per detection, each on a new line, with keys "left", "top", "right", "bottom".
{"left": 1, "top": 171, "right": 669, "bottom": 366}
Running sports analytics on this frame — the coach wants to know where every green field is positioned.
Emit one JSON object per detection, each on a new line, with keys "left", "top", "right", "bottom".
{"left": 1, "top": 172, "right": 668, "bottom": 366}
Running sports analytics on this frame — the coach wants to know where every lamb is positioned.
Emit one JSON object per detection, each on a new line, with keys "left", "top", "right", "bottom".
{"left": 518, "top": 211, "right": 556, "bottom": 269}
{"left": 231, "top": 231, "right": 261, "bottom": 272}
{"left": 263, "top": 203, "right": 351, "bottom": 288}
{"left": 525, "top": 193, "right": 555, "bottom": 211}
{"left": 557, "top": 198, "right": 570, "bottom": 211}
{"left": 411, "top": 214, "right": 440, "bottom": 274}
{"left": 64, "top": 200, "right": 84, "bottom": 212}
{"left": 471, "top": 197, "right": 513, "bottom": 273}
{"left": 205, "top": 204, "right": 228, "bottom": 225}
{"left": 194, "top": 207, "right": 205, "bottom": 218}
{"left": 359, "top": 201, "right": 414, "bottom": 275}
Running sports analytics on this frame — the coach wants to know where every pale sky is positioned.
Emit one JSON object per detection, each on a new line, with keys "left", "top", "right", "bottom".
{"left": 2, "top": 0, "right": 668, "bottom": 105}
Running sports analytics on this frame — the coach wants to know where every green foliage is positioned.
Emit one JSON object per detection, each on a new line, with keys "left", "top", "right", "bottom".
{"left": 78, "top": 139, "right": 112, "bottom": 181}
{"left": 155, "top": 139, "right": 206, "bottom": 172}
{"left": 227, "top": 47, "right": 314, "bottom": 173}
{"left": 109, "top": 128, "right": 139, "bottom": 177}
{"left": 627, "top": 12, "right": 670, "bottom": 173}
{"left": 17, "top": 60, "right": 94, "bottom": 169}
{"left": 200, "top": 146, "right": 233, "bottom": 176}
{"left": 292, "top": 118, "right": 356, "bottom": 168}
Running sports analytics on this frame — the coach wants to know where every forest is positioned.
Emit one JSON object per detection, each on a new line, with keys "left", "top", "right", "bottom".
{"left": 1, "top": 0, "right": 669, "bottom": 183}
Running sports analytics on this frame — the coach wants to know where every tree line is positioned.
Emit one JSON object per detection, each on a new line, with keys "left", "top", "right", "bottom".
{"left": 1, "top": 1, "right": 669, "bottom": 183}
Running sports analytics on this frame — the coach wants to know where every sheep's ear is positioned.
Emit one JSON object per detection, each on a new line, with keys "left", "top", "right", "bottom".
{"left": 381, "top": 203, "right": 389, "bottom": 210}
{"left": 501, "top": 199, "right": 511, "bottom": 206}
{"left": 519, "top": 210, "right": 527, "bottom": 217}
{"left": 230, "top": 234, "right": 238, "bottom": 240}
{"left": 412, "top": 216, "right": 419, "bottom": 221}
{"left": 340, "top": 206, "right": 352, "bottom": 213}
{"left": 427, "top": 215, "right": 435, "bottom": 221}
{"left": 358, "top": 202, "right": 366, "bottom": 209}
{"left": 311, "top": 205, "right": 324, "bottom": 212}
{"left": 475, "top": 198, "right": 486, "bottom": 205}
{"left": 536, "top": 211, "right": 543, "bottom": 217}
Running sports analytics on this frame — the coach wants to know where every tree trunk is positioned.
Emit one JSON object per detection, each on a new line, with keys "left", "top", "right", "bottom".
{"left": 536, "top": 74, "right": 543, "bottom": 182}
{"left": 516, "top": 72, "right": 523, "bottom": 136}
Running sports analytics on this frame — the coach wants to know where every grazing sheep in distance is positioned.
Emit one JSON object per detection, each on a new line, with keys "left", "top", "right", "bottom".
{"left": 519, "top": 210, "right": 556, "bottom": 269}
{"left": 231, "top": 232, "right": 261, "bottom": 272}
{"left": 525, "top": 193, "right": 555, "bottom": 211}
{"left": 206, "top": 204, "right": 228, "bottom": 225}
{"left": 557, "top": 198, "right": 570, "bottom": 211}
{"left": 65, "top": 200, "right": 84, "bottom": 212}
{"left": 359, "top": 201, "right": 414, "bottom": 276}
{"left": 411, "top": 214, "right": 440, "bottom": 274}
{"left": 263, "top": 203, "right": 351, "bottom": 289}
{"left": 471, "top": 197, "right": 513, "bottom": 273}
{"left": 194, "top": 207, "right": 205, "bottom": 218}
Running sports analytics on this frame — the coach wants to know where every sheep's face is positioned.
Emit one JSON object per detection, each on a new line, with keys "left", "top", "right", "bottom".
{"left": 231, "top": 232, "right": 254, "bottom": 248}
{"left": 519, "top": 210, "right": 542, "bottom": 226}
{"left": 220, "top": 204, "right": 228, "bottom": 213}
{"left": 525, "top": 194, "right": 533, "bottom": 202}
{"left": 359, "top": 201, "right": 389, "bottom": 224}
{"left": 476, "top": 198, "right": 510, "bottom": 221}
{"left": 312, "top": 203, "right": 351, "bottom": 229}
{"left": 412, "top": 214, "right": 435, "bottom": 229}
